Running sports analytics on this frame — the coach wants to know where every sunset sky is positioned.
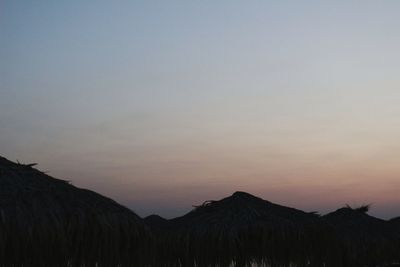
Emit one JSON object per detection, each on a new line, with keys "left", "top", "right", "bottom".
{"left": 2, "top": 1, "right": 400, "bottom": 219}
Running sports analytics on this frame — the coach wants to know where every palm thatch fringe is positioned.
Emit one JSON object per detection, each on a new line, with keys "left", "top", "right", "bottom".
{"left": 0, "top": 156, "right": 152, "bottom": 267}
{"left": 323, "top": 205, "right": 399, "bottom": 267}
{"left": 149, "top": 192, "right": 339, "bottom": 267}
{"left": 2, "top": 155, "right": 400, "bottom": 266}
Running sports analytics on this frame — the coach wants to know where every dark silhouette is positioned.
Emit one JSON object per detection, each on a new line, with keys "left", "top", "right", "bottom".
{"left": 389, "top": 216, "right": 400, "bottom": 230}
{"left": 144, "top": 214, "right": 169, "bottom": 230}
{"left": 152, "top": 191, "right": 335, "bottom": 267}
{"left": 1, "top": 155, "right": 399, "bottom": 266}
{"left": 0, "top": 156, "right": 151, "bottom": 267}
{"left": 323, "top": 205, "right": 399, "bottom": 267}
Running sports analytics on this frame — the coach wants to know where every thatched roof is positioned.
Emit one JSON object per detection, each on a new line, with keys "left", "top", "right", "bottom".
{"left": 144, "top": 214, "right": 168, "bottom": 230}
{"left": 3, "top": 154, "right": 399, "bottom": 267}
{"left": 389, "top": 216, "right": 400, "bottom": 249}
{"left": 390, "top": 217, "right": 400, "bottom": 227}
{"left": 323, "top": 205, "right": 398, "bottom": 266}
{"left": 155, "top": 191, "right": 334, "bottom": 267}
{"left": 0, "top": 156, "right": 151, "bottom": 267}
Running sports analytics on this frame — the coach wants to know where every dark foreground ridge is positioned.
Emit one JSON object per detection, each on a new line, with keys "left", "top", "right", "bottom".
{"left": 1, "top": 155, "right": 400, "bottom": 267}
{"left": 0, "top": 156, "right": 151, "bottom": 267}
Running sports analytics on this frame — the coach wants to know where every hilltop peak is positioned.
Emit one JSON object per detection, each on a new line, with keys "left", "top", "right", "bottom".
{"left": 232, "top": 191, "right": 254, "bottom": 197}
{"left": 230, "top": 191, "right": 267, "bottom": 203}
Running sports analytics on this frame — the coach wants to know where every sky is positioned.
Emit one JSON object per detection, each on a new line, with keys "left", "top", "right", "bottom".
{"left": 1, "top": 1, "right": 400, "bottom": 219}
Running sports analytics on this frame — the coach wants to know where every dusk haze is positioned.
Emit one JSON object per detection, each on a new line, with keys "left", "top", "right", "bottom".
{"left": 2, "top": 1, "right": 400, "bottom": 220}
{"left": 3, "top": 1, "right": 400, "bottom": 266}
{"left": 2, "top": 3, "right": 400, "bottom": 264}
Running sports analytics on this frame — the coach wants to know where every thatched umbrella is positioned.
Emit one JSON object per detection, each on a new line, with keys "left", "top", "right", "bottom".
{"left": 155, "top": 191, "right": 334, "bottom": 267}
{"left": 145, "top": 214, "right": 168, "bottom": 230}
{"left": 389, "top": 217, "right": 400, "bottom": 260}
{"left": 0, "top": 156, "right": 151, "bottom": 267}
{"left": 389, "top": 217, "right": 400, "bottom": 230}
{"left": 323, "top": 205, "right": 398, "bottom": 267}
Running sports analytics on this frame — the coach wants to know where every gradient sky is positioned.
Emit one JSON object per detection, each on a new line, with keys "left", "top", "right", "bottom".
{"left": 1, "top": 1, "right": 400, "bottom": 219}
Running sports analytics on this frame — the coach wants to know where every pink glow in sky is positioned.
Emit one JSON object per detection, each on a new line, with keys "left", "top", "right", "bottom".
{"left": 1, "top": 1, "right": 400, "bottom": 219}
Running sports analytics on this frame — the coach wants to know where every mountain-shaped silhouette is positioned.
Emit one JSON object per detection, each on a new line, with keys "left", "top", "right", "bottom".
{"left": 323, "top": 205, "right": 397, "bottom": 266}
{"left": 0, "top": 156, "right": 150, "bottom": 266}
{"left": 2, "top": 155, "right": 400, "bottom": 267}
{"left": 155, "top": 191, "right": 332, "bottom": 267}
{"left": 144, "top": 214, "right": 168, "bottom": 229}
{"left": 390, "top": 216, "right": 400, "bottom": 227}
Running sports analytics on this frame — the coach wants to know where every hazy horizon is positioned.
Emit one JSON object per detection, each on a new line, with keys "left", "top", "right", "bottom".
{"left": 2, "top": 1, "right": 400, "bottom": 219}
